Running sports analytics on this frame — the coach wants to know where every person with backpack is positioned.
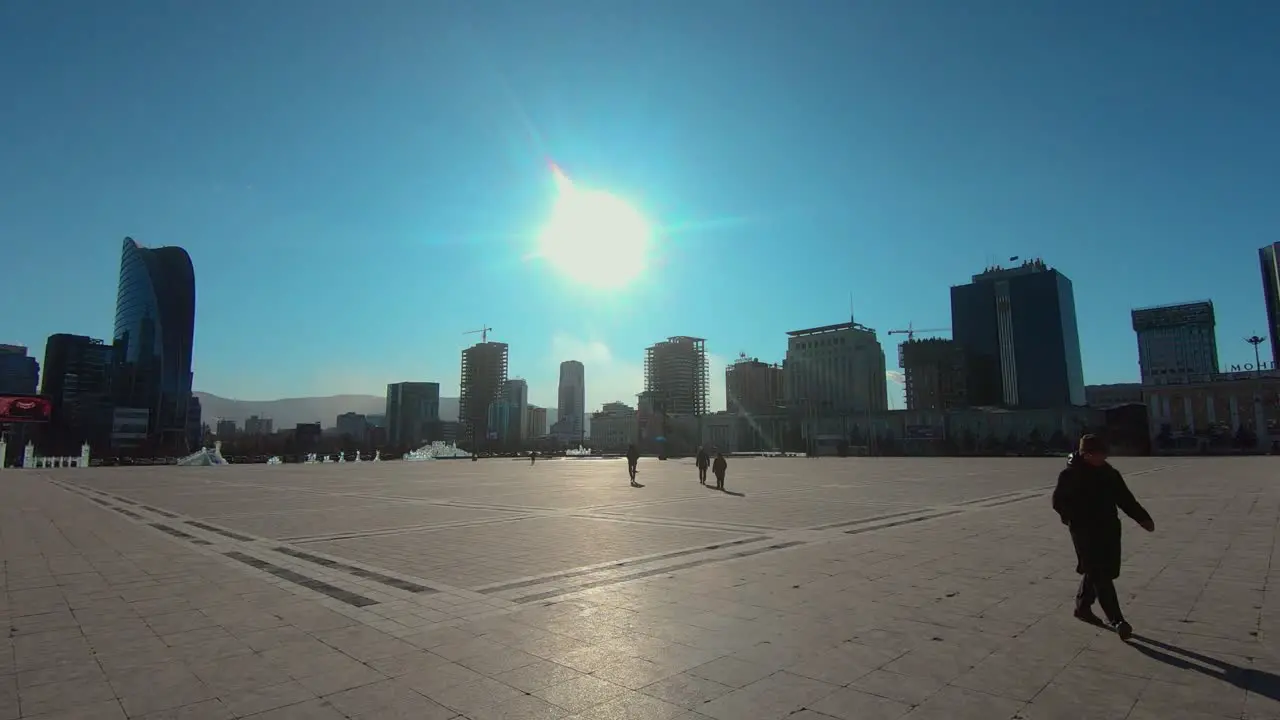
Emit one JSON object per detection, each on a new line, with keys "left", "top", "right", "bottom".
{"left": 1052, "top": 434, "right": 1154, "bottom": 640}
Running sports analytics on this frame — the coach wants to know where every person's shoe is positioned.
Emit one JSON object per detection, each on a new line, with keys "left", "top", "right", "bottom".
{"left": 1073, "top": 608, "right": 1104, "bottom": 626}
{"left": 1110, "top": 620, "right": 1133, "bottom": 640}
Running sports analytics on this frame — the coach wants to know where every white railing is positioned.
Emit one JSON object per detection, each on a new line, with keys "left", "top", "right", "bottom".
{"left": 0, "top": 442, "right": 92, "bottom": 470}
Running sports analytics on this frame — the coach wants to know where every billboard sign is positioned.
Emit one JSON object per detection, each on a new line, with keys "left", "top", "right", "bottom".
{"left": 0, "top": 395, "right": 52, "bottom": 423}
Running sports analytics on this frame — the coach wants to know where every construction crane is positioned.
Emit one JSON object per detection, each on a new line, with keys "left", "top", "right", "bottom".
{"left": 464, "top": 326, "right": 493, "bottom": 343}
{"left": 886, "top": 323, "right": 951, "bottom": 342}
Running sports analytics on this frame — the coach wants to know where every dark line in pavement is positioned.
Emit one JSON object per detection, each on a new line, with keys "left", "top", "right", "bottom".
{"left": 112, "top": 506, "right": 143, "bottom": 520}
{"left": 224, "top": 551, "right": 378, "bottom": 607}
{"left": 809, "top": 509, "right": 929, "bottom": 531}
{"left": 955, "top": 491, "right": 1027, "bottom": 507}
{"left": 981, "top": 494, "right": 1044, "bottom": 509}
{"left": 273, "top": 547, "right": 437, "bottom": 594}
{"left": 144, "top": 506, "right": 180, "bottom": 518}
{"left": 481, "top": 536, "right": 771, "bottom": 595}
{"left": 187, "top": 521, "right": 254, "bottom": 542}
{"left": 112, "top": 496, "right": 140, "bottom": 506}
{"left": 844, "top": 509, "right": 964, "bottom": 535}
{"left": 514, "top": 541, "right": 807, "bottom": 604}
{"left": 150, "top": 523, "right": 200, "bottom": 541}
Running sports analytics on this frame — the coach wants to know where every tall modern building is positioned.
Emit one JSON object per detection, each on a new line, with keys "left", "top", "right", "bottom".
{"left": 0, "top": 344, "right": 39, "bottom": 395}
{"left": 643, "top": 337, "right": 709, "bottom": 416}
{"left": 0, "top": 344, "right": 40, "bottom": 466}
{"left": 555, "top": 361, "right": 585, "bottom": 441}
{"left": 525, "top": 405, "right": 548, "bottom": 438}
{"left": 783, "top": 322, "right": 888, "bottom": 414}
{"left": 1131, "top": 301, "right": 1219, "bottom": 385}
{"left": 111, "top": 237, "right": 196, "bottom": 452}
{"left": 385, "top": 382, "right": 440, "bottom": 448}
{"left": 950, "top": 259, "right": 1085, "bottom": 409}
{"left": 725, "top": 356, "right": 783, "bottom": 416}
{"left": 40, "top": 334, "right": 113, "bottom": 454}
{"left": 1261, "top": 243, "right": 1280, "bottom": 368}
{"left": 501, "top": 379, "right": 529, "bottom": 446}
{"left": 460, "top": 342, "right": 508, "bottom": 447}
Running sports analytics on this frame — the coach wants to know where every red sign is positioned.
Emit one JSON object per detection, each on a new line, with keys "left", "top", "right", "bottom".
{"left": 0, "top": 395, "right": 52, "bottom": 423}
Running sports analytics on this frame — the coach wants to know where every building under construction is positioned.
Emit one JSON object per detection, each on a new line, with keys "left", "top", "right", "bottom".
{"left": 726, "top": 355, "right": 783, "bottom": 416}
{"left": 899, "top": 338, "right": 967, "bottom": 411}
{"left": 643, "top": 336, "right": 710, "bottom": 416}
{"left": 459, "top": 341, "right": 508, "bottom": 448}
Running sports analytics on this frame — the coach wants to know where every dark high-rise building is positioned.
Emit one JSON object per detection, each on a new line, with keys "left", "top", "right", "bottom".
{"left": 555, "top": 361, "right": 585, "bottom": 442}
{"left": 0, "top": 344, "right": 40, "bottom": 466}
{"left": 40, "top": 334, "right": 113, "bottom": 454}
{"left": 112, "top": 237, "right": 196, "bottom": 453}
{"left": 385, "top": 382, "right": 440, "bottom": 448}
{"left": 725, "top": 356, "right": 783, "bottom": 416}
{"left": 899, "top": 338, "right": 967, "bottom": 411}
{"left": 0, "top": 344, "right": 39, "bottom": 395}
{"left": 950, "top": 259, "right": 1085, "bottom": 408}
{"left": 459, "top": 342, "right": 508, "bottom": 448}
{"left": 1261, "top": 243, "right": 1280, "bottom": 368}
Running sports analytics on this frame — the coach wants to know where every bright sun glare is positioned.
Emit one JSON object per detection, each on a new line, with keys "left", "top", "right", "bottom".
{"left": 536, "top": 165, "right": 653, "bottom": 289}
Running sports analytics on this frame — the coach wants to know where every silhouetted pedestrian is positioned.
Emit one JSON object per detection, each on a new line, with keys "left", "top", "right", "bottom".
{"left": 711, "top": 452, "right": 727, "bottom": 490}
{"left": 1052, "top": 434, "right": 1154, "bottom": 640}
{"left": 625, "top": 444, "right": 640, "bottom": 484}
{"left": 695, "top": 447, "right": 710, "bottom": 484}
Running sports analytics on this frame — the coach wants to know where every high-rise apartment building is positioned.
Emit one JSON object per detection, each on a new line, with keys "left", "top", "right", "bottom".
{"left": 643, "top": 337, "right": 709, "bottom": 416}
{"left": 783, "top": 322, "right": 888, "bottom": 414}
{"left": 0, "top": 344, "right": 40, "bottom": 467}
{"left": 525, "top": 405, "right": 548, "bottom": 438}
{"left": 899, "top": 338, "right": 967, "bottom": 411}
{"left": 1131, "top": 301, "right": 1219, "bottom": 385}
{"left": 951, "top": 259, "right": 1085, "bottom": 408}
{"left": 555, "top": 361, "right": 585, "bottom": 442}
{"left": 460, "top": 342, "right": 508, "bottom": 447}
{"left": 40, "top": 334, "right": 112, "bottom": 454}
{"left": 385, "top": 382, "right": 440, "bottom": 448}
{"left": 725, "top": 356, "right": 783, "bottom": 416}
{"left": 215, "top": 419, "right": 237, "bottom": 438}
{"left": 0, "top": 344, "right": 40, "bottom": 395}
{"left": 336, "top": 412, "right": 368, "bottom": 441}
{"left": 243, "top": 415, "right": 273, "bottom": 435}
{"left": 501, "top": 379, "right": 529, "bottom": 446}
{"left": 112, "top": 237, "right": 196, "bottom": 452}
{"left": 1261, "top": 243, "right": 1280, "bottom": 368}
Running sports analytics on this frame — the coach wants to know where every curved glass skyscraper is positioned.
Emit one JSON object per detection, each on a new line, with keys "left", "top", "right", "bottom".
{"left": 112, "top": 237, "right": 196, "bottom": 452}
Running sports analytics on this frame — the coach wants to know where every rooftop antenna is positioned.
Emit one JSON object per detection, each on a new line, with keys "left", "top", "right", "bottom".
{"left": 849, "top": 292, "right": 855, "bottom": 325}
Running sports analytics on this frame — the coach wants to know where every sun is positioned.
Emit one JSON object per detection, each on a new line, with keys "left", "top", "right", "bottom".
{"left": 536, "top": 167, "right": 653, "bottom": 289}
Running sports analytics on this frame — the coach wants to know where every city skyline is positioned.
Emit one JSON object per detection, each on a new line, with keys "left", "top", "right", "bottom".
{"left": 4, "top": 3, "right": 1277, "bottom": 411}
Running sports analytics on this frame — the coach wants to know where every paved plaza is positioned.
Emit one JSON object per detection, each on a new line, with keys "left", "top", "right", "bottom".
{"left": 2, "top": 455, "right": 1279, "bottom": 719}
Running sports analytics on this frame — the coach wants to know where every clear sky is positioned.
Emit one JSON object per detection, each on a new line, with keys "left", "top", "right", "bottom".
{"left": 3, "top": 1, "right": 1278, "bottom": 412}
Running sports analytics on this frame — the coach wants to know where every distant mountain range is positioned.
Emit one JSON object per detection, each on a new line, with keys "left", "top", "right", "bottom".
{"left": 193, "top": 392, "right": 563, "bottom": 431}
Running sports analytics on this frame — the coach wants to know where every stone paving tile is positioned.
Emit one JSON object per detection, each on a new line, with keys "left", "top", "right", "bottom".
{"left": 0, "top": 457, "right": 1271, "bottom": 719}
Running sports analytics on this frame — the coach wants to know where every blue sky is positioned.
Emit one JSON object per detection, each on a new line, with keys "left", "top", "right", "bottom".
{"left": 3, "top": 1, "right": 1278, "bottom": 412}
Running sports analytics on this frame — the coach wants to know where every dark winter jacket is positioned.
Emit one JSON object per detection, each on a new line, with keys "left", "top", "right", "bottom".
{"left": 1052, "top": 453, "right": 1152, "bottom": 578}
{"left": 626, "top": 447, "right": 640, "bottom": 464}
{"left": 696, "top": 450, "right": 710, "bottom": 469}
{"left": 712, "top": 456, "right": 727, "bottom": 476}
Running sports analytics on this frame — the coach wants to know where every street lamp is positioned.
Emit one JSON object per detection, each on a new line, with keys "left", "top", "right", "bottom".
{"left": 1245, "top": 335, "right": 1268, "bottom": 450}
{"left": 1246, "top": 335, "right": 1267, "bottom": 373}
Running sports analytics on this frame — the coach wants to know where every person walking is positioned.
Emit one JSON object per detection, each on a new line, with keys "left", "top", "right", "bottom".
{"left": 530, "top": 450, "right": 536, "bottom": 466}
{"left": 1052, "top": 434, "right": 1154, "bottom": 640}
{"left": 695, "top": 446, "right": 710, "bottom": 484}
{"left": 625, "top": 444, "right": 640, "bottom": 485}
{"left": 711, "top": 452, "right": 728, "bottom": 490}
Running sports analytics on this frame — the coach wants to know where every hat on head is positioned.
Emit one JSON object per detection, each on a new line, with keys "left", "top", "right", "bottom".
{"left": 1078, "top": 434, "right": 1109, "bottom": 454}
